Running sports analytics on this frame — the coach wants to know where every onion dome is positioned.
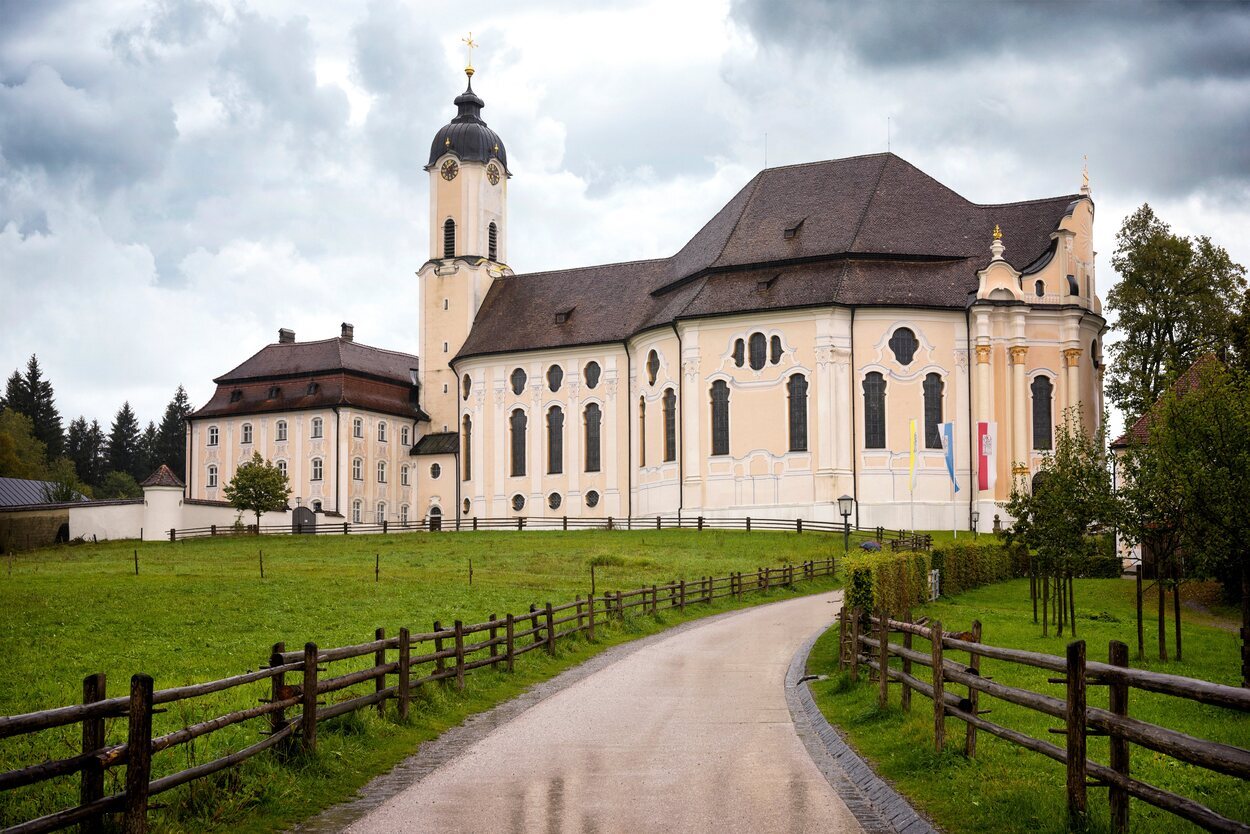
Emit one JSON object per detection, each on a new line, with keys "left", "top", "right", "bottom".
{"left": 426, "top": 70, "right": 508, "bottom": 173}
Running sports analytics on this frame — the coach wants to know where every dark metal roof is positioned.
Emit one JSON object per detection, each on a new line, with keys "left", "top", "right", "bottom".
{"left": 411, "top": 432, "right": 458, "bottom": 456}
{"left": 426, "top": 76, "right": 508, "bottom": 172}
{"left": 458, "top": 153, "right": 1084, "bottom": 361}
{"left": 0, "top": 477, "right": 88, "bottom": 507}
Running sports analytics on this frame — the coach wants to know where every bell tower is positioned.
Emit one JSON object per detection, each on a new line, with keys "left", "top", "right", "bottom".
{"left": 418, "top": 46, "right": 510, "bottom": 431}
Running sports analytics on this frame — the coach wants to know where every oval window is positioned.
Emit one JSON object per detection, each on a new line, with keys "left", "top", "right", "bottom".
{"left": 547, "top": 365, "right": 564, "bottom": 392}
{"left": 585, "top": 490, "right": 600, "bottom": 508}
{"left": 510, "top": 368, "right": 527, "bottom": 395}
{"left": 548, "top": 492, "right": 562, "bottom": 510}
{"left": 584, "top": 361, "right": 601, "bottom": 389}
{"left": 430, "top": 463, "right": 441, "bottom": 479}
{"left": 511, "top": 493, "right": 526, "bottom": 512}
{"left": 463, "top": 498, "right": 471, "bottom": 514}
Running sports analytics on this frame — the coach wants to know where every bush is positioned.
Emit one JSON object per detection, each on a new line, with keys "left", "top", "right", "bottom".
{"left": 930, "top": 541, "right": 1023, "bottom": 596}
{"left": 845, "top": 550, "right": 931, "bottom": 614}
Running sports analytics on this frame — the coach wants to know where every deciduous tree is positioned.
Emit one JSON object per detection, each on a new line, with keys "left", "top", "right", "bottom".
{"left": 223, "top": 451, "right": 291, "bottom": 529}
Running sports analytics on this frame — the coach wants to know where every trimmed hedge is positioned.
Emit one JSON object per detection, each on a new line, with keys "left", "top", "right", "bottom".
{"left": 845, "top": 550, "right": 931, "bottom": 614}
{"left": 930, "top": 541, "right": 1022, "bottom": 596}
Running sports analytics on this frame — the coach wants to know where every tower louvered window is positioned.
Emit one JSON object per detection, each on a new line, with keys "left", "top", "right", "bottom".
{"left": 924, "top": 373, "right": 944, "bottom": 449}
{"left": 1032, "top": 376, "right": 1054, "bottom": 450}
{"left": 584, "top": 403, "right": 602, "bottom": 472}
{"left": 547, "top": 406, "right": 564, "bottom": 474}
{"left": 443, "top": 219, "right": 456, "bottom": 258}
{"left": 787, "top": 374, "right": 808, "bottom": 452}
{"left": 863, "top": 372, "right": 886, "bottom": 449}
{"left": 710, "top": 380, "right": 730, "bottom": 456}
{"left": 510, "top": 409, "right": 527, "bottom": 476}
{"left": 488, "top": 222, "right": 498, "bottom": 261}
{"left": 462, "top": 415, "right": 472, "bottom": 481}
{"left": 663, "top": 388, "right": 677, "bottom": 462}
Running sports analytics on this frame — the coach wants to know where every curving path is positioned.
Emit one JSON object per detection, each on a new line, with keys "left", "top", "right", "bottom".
{"left": 342, "top": 591, "right": 863, "bottom": 834}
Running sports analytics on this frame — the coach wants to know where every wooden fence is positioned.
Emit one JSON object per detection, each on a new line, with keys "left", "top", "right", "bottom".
{"left": 839, "top": 607, "right": 1250, "bottom": 833}
{"left": 166, "top": 514, "right": 914, "bottom": 543}
{"left": 0, "top": 558, "right": 837, "bottom": 833}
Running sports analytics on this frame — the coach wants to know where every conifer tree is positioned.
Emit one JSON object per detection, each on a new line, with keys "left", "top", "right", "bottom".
{"left": 139, "top": 421, "right": 158, "bottom": 478}
{"left": 107, "top": 402, "right": 143, "bottom": 482}
{"left": 156, "top": 385, "right": 193, "bottom": 479}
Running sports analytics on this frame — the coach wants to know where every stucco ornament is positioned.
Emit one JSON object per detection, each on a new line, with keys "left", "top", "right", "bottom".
{"left": 683, "top": 358, "right": 700, "bottom": 382}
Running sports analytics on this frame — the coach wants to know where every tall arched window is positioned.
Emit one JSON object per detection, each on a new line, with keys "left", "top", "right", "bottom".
{"left": 510, "top": 409, "right": 527, "bottom": 476}
{"left": 748, "top": 332, "right": 767, "bottom": 370}
{"left": 863, "top": 372, "right": 886, "bottom": 449}
{"left": 1032, "top": 376, "right": 1054, "bottom": 450}
{"left": 584, "top": 403, "right": 601, "bottom": 472}
{"left": 488, "top": 221, "right": 498, "bottom": 261}
{"left": 443, "top": 218, "right": 455, "bottom": 258}
{"left": 923, "top": 373, "right": 944, "bottom": 449}
{"left": 710, "top": 380, "right": 730, "bottom": 456}
{"left": 241, "top": 423, "right": 252, "bottom": 444}
{"left": 547, "top": 406, "right": 564, "bottom": 474}
{"left": 889, "top": 328, "right": 919, "bottom": 365}
{"left": 462, "top": 415, "right": 472, "bottom": 480}
{"left": 663, "top": 388, "right": 677, "bottom": 462}
{"left": 787, "top": 374, "right": 808, "bottom": 452}
{"left": 638, "top": 397, "right": 646, "bottom": 467}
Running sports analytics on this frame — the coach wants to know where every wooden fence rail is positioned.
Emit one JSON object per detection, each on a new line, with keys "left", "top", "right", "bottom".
{"left": 841, "top": 608, "right": 1250, "bottom": 834}
{"left": 0, "top": 557, "right": 838, "bottom": 833}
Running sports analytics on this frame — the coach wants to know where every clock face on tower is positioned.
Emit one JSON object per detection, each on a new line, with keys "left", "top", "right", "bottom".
{"left": 441, "top": 159, "right": 459, "bottom": 181}
{"left": 487, "top": 163, "right": 501, "bottom": 186}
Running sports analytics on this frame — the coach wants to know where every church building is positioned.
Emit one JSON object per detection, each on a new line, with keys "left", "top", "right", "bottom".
{"left": 185, "top": 63, "right": 1106, "bottom": 533}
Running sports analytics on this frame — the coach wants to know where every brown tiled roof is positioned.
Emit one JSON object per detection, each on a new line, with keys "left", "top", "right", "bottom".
{"left": 140, "top": 464, "right": 184, "bottom": 488}
{"left": 1110, "top": 354, "right": 1219, "bottom": 448}
{"left": 215, "top": 337, "right": 418, "bottom": 384}
{"left": 412, "top": 432, "right": 458, "bottom": 456}
{"left": 458, "top": 153, "right": 1081, "bottom": 360}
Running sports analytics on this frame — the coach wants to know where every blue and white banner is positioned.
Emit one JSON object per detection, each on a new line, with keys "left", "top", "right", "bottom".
{"left": 939, "top": 422, "right": 959, "bottom": 493}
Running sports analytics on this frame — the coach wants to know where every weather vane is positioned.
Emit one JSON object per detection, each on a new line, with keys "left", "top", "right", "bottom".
{"left": 462, "top": 32, "right": 479, "bottom": 75}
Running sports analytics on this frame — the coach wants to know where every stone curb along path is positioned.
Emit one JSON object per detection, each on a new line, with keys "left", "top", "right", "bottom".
{"left": 295, "top": 590, "right": 933, "bottom": 834}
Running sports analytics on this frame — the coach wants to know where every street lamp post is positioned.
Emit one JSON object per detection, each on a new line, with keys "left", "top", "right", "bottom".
{"left": 838, "top": 494, "right": 854, "bottom": 554}
{"left": 971, "top": 508, "right": 980, "bottom": 541}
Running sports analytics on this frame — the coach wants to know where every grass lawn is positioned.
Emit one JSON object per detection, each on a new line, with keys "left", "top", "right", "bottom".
{"left": 0, "top": 529, "right": 845, "bottom": 832}
{"left": 807, "top": 577, "right": 1250, "bottom": 833}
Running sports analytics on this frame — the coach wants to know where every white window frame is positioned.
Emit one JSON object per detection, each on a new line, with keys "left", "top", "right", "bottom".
{"left": 401, "top": 464, "right": 409, "bottom": 486}
{"left": 377, "top": 460, "right": 387, "bottom": 483}
{"left": 378, "top": 421, "right": 387, "bottom": 442}
{"left": 401, "top": 426, "right": 410, "bottom": 446}
{"left": 400, "top": 504, "right": 409, "bottom": 524}
{"left": 311, "top": 458, "right": 323, "bottom": 481}
{"left": 376, "top": 502, "right": 386, "bottom": 524}
{"left": 311, "top": 418, "right": 323, "bottom": 439}
{"left": 352, "top": 500, "right": 361, "bottom": 524}
{"left": 241, "top": 423, "right": 252, "bottom": 445}
{"left": 207, "top": 426, "right": 219, "bottom": 446}
{"left": 352, "top": 457, "right": 363, "bottom": 480}
{"left": 276, "top": 460, "right": 287, "bottom": 477}
{"left": 276, "top": 420, "right": 287, "bottom": 442}
{"left": 207, "top": 465, "right": 218, "bottom": 487}
{"left": 353, "top": 417, "right": 363, "bottom": 438}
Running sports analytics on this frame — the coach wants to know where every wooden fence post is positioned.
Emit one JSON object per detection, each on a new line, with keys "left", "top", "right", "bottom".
{"left": 587, "top": 597, "right": 596, "bottom": 641}
{"left": 764, "top": 567, "right": 770, "bottom": 591}
{"left": 433, "top": 620, "right": 446, "bottom": 684}
{"left": 268, "top": 641, "right": 289, "bottom": 757}
{"left": 697, "top": 515, "right": 704, "bottom": 531}
{"left": 878, "top": 609, "right": 890, "bottom": 709}
{"left": 545, "top": 604, "right": 555, "bottom": 655}
{"left": 374, "top": 627, "right": 386, "bottom": 716}
{"left": 616, "top": 591, "right": 623, "bottom": 619}
{"left": 473, "top": 517, "right": 478, "bottom": 531}
{"left": 901, "top": 615, "right": 912, "bottom": 712}
{"left": 797, "top": 518, "right": 803, "bottom": 534}
{"left": 563, "top": 515, "right": 568, "bottom": 531}
{"left": 965, "top": 620, "right": 982, "bottom": 756}
{"left": 398, "top": 628, "right": 411, "bottom": 720}
{"left": 122, "top": 674, "right": 154, "bottom": 834}
{"left": 746, "top": 516, "right": 752, "bottom": 532}
{"left": 931, "top": 620, "right": 945, "bottom": 754}
{"left": 651, "top": 584, "right": 658, "bottom": 615}
{"left": 1108, "top": 640, "right": 1130, "bottom": 834}
{"left": 454, "top": 621, "right": 466, "bottom": 690}
{"left": 301, "top": 643, "right": 318, "bottom": 754}
{"left": 1066, "top": 640, "right": 1088, "bottom": 827}
{"left": 80, "top": 672, "right": 107, "bottom": 834}
{"left": 850, "top": 608, "right": 861, "bottom": 682}
{"left": 489, "top": 614, "right": 499, "bottom": 662}
{"left": 505, "top": 613, "right": 516, "bottom": 672}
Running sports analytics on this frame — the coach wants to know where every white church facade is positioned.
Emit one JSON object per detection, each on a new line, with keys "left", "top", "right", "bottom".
{"left": 183, "top": 66, "right": 1106, "bottom": 534}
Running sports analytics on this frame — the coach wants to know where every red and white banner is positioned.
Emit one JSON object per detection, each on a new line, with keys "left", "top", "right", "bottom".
{"left": 977, "top": 421, "right": 998, "bottom": 492}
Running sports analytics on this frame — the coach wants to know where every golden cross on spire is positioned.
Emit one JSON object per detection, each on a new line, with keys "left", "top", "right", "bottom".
{"left": 462, "top": 32, "right": 479, "bottom": 75}
{"left": 993, "top": 223, "right": 1002, "bottom": 241}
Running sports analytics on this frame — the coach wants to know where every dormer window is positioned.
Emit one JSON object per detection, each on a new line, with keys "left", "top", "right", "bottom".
{"left": 783, "top": 218, "right": 805, "bottom": 240}
{"left": 555, "top": 307, "right": 574, "bottom": 324}
{"left": 268, "top": 386, "right": 281, "bottom": 399}
{"left": 757, "top": 274, "right": 779, "bottom": 293}
{"left": 306, "top": 382, "right": 319, "bottom": 395}
{"left": 230, "top": 389, "right": 243, "bottom": 403}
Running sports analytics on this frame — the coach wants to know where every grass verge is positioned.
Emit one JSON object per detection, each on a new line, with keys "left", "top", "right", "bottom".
{"left": 806, "top": 577, "right": 1249, "bottom": 833}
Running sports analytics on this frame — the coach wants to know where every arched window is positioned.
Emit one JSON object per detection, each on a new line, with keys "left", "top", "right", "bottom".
{"left": 462, "top": 373, "right": 472, "bottom": 400}
{"left": 510, "top": 409, "right": 527, "bottom": 476}
{"left": 547, "top": 406, "right": 564, "bottom": 474}
{"left": 646, "top": 350, "right": 660, "bottom": 385}
{"left": 401, "top": 464, "right": 409, "bottom": 486}
{"left": 277, "top": 460, "right": 287, "bottom": 478}
{"left": 312, "top": 499, "right": 322, "bottom": 512}
{"left": 378, "top": 421, "right": 387, "bottom": 442}
{"left": 488, "top": 221, "right": 498, "bottom": 261}
{"left": 584, "top": 403, "right": 601, "bottom": 472}
{"left": 241, "top": 423, "right": 252, "bottom": 444}
{"left": 1032, "top": 376, "right": 1054, "bottom": 450}
{"left": 787, "top": 374, "right": 808, "bottom": 452}
{"left": 547, "top": 365, "right": 563, "bottom": 392}
{"left": 208, "top": 426, "right": 219, "bottom": 446}
{"left": 207, "top": 464, "right": 218, "bottom": 488}
{"left": 923, "top": 373, "right": 944, "bottom": 449}
{"left": 748, "top": 333, "right": 766, "bottom": 370}
{"left": 275, "top": 420, "right": 287, "bottom": 442}
{"left": 863, "top": 372, "right": 886, "bottom": 449}
{"left": 638, "top": 397, "right": 646, "bottom": 467}
{"left": 310, "top": 418, "right": 323, "bottom": 439}
{"left": 462, "top": 415, "right": 472, "bottom": 480}
{"left": 352, "top": 500, "right": 362, "bottom": 524}
{"left": 443, "top": 218, "right": 455, "bottom": 258}
{"left": 376, "top": 502, "right": 386, "bottom": 524}
{"left": 770, "top": 335, "right": 782, "bottom": 365}
{"left": 889, "top": 328, "right": 919, "bottom": 365}
{"left": 663, "top": 388, "right": 677, "bottom": 462}
{"left": 732, "top": 339, "right": 745, "bottom": 367}
{"left": 352, "top": 458, "right": 363, "bottom": 480}
{"left": 353, "top": 417, "right": 363, "bottom": 438}
{"left": 584, "top": 361, "right": 601, "bottom": 389}
{"left": 311, "top": 458, "right": 323, "bottom": 481}
{"left": 510, "top": 368, "right": 527, "bottom": 395}
{"left": 710, "top": 380, "right": 730, "bottom": 456}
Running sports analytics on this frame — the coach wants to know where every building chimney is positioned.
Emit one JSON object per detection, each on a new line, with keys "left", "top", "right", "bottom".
{"left": 341, "top": 322, "right": 354, "bottom": 342}
{"left": 278, "top": 328, "right": 295, "bottom": 344}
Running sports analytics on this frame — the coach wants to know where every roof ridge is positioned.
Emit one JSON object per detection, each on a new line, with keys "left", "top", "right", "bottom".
{"left": 758, "top": 152, "right": 893, "bottom": 175}
{"left": 971, "top": 193, "right": 1084, "bottom": 209}
{"left": 848, "top": 154, "right": 893, "bottom": 251}
{"left": 510, "top": 256, "right": 670, "bottom": 280}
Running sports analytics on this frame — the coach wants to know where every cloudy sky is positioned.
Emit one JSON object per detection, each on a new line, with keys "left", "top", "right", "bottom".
{"left": 1, "top": 0, "right": 1248, "bottom": 438}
